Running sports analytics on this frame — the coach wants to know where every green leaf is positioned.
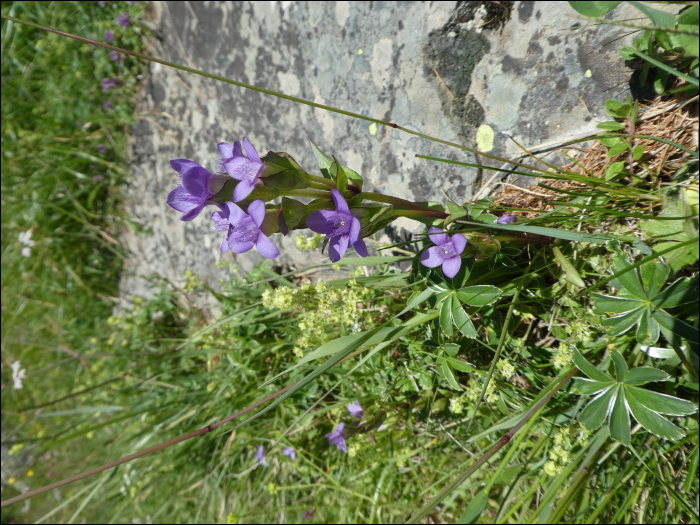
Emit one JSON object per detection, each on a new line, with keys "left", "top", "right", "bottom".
{"left": 443, "top": 343, "right": 460, "bottom": 357}
{"left": 652, "top": 241, "right": 699, "bottom": 272}
{"left": 572, "top": 377, "right": 615, "bottom": 395}
{"left": 458, "top": 489, "right": 488, "bottom": 524}
{"left": 639, "top": 260, "right": 669, "bottom": 298}
{"left": 579, "top": 387, "right": 616, "bottom": 430}
{"left": 552, "top": 246, "right": 586, "bottom": 288}
{"left": 280, "top": 197, "right": 307, "bottom": 233}
{"left": 456, "top": 285, "right": 502, "bottom": 306}
{"left": 592, "top": 294, "right": 644, "bottom": 315}
{"left": 310, "top": 140, "right": 334, "bottom": 179}
{"left": 598, "top": 133, "right": 622, "bottom": 147}
{"left": 607, "top": 144, "right": 627, "bottom": 159}
{"left": 446, "top": 200, "right": 468, "bottom": 225}
{"left": 452, "top": 300, "right": 478, "bottom": 339}
{"left": 626, "top": 385, "right": 697, "bottom": 416}
{"left": 613, "top": 255, "right": 647, "bottom": 300}
{"left": 333, "top": 157, "right": 348, "bottom": 195}
{"left": 457, "top": 220, "right": 615, "bottom": 244}
{"left": 624, "top": 367, "right": 670, "bottom": 386}
{"left": 440, "top": 358, "right": 462, "bottom": 390}
{"left": 610, "top": 350, "right": 629, "bottom": 382}
{"left": 636, "top": 309, "right": 660, "bottom": 344}
{"left": 609, "top": 387, "right": 631, "bottom": 445}
{"left": 596, "top": 121, "right": 625, "bottom": 131}
{"left": 625, "top": 390, "right": 686, "bottom": 441}
{"left": 568, "top": 1, "right": 621, "bottom": 18}
{"left": 652, "top": 309, "right": 700, "bottom": 344}
{"left": 627, "top": 0, "right": 677, "bottom": 29}
{"left": 601, "top": 306, "right": 645, "bottom": 337}
{"left": 678, "top": 5, "right": 699, "bottom": 26}
{"left": 440, "top": 294, "right": 454, "bottom": 338}
{"left": 652, "top": 276, "right": 700, "bottom": 308}
{"left": 445, "top": 256, "right": 474, "bottom": 290}
{"left": 573, "top": 347, "right": 614, "bottom": 383}
{"left": 632, "top": 144, "right": 645, "bottom": 161}
{"left": 335, "top": 256, "right": 411, "bottom": 266}
{"left": 605, "top": 100, "right": 630, "bottom": 118}
{"left": 261, "top": 167, "right": 310, "bottom": 191}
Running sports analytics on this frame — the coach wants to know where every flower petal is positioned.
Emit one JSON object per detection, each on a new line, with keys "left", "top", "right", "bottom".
{"left": 247, "top": 200, "right": 266, "bottom": 227}
{"left": 337, "top": 422, "right": 345, "bottom": 433}
{"left": 228, "top": 237, "right": 255, "bottom": 254}
{"left": 225, "top": 202, "right": 247, "bottom": 224}
{"left": 220, "top": 235, "right": 230, "bottom": 254}
{"left": 255, "top": 232, "right": 280, "bottom": 259}
{"left": 349, "top": 217, "right": 361, "bottom": 244}
{"left": 428, "top": 227, "right": 448, "bottom": 247}
{"left": 167, "top": 186, "right": 203, "bottom": 219}
{"left": 218, "top": 142, "right": 233, "bottom": 158}
{"left": 442, "top": 256, "right": 462, "bottom": 278}
{"left": 354, "top": 238, "right": 368, "bottom": 257}
{"left": 232, "top": 179, "right": 257, "bottom": 202}
{"left": 242, "top": 137, "right": 262, "bottom": 164}
{"left": 180, "top": 203, "right": 206, "bottom": 222}
{"left": 306, "top": 209, "right": 341, "bottom": 234}
{"left": 331, "top": 189, "right": 349, "bottom": 213}
{"left": 451, "top": 233, "right": 468, "bottom": 254}
{"left": 224, "top": 156, "right": 263, "bottom": 183}
{"left": 420, "top": 246, "right": 444, "bottom": 268}
{"left": 329, "top": 235, "right": 349, "bottom": 262}
{"left": 233, "top": 140, "right": 243, "bottom": 157}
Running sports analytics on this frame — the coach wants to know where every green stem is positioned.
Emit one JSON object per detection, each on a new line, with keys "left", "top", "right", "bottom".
{"left": 394, "top": 209, "right": 447, "bottom": 219}
{"left": 362, "top": 192, "right": 448, "bottom": 217}
{"left": 308, "top": 181, "right": 331, "bottom": 191}
{"left": 281, "top": 189, "right": 332, "bottom": 199}
{"left": 0, "top": 14, "right": 515, "bottom": 165}
{"left": 307, "top": 174, "right": 336, "bottom": 187}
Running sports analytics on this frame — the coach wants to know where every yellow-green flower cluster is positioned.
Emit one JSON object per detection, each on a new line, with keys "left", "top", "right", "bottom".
{"left": 347, "top": 442, "right": 361, "bottom": 458}
{"left": 449, "top": 397, "right": 464, "bottom": 414}
{"left": 263, "top": 279, "right": 373, "bottom": 357}
{"left": 544, "top": 424, "right": 590, "bottom": 477}
{"left": 465, "top": 377, "right": 498, "bottom": 403}
{"left": 497, "top": 359, "right": 516, "bottom": 381}
{"left": 553, "top": 343, "right": 574, "bottom": 370}
{"left": 295, "top": 233, "right": 324, "bottom": 250}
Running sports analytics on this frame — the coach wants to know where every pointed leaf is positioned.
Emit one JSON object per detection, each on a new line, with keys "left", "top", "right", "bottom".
{"left": 579, "top": 387, "right": 616, "bottom": 430}
{"left": 627, "top": 0, "right": 677, "bottom": 29}
{"left": 639, "top": 346, "right": 677, "bottom": 359}
{"left": 610, "top": 350, "right": 629, "bottom": 382}
{"left": 280, "top": 197, "right": 307, "bottom": 232}
{"left": 443, "top": 343, "right": 460, "bottom": 357}
{"left": 440, "top": 358, "right": 462, "bottom": 391}
{"left": 601, "top": 306, "right": 645, "bottom": 336}
{"left": 552, "top": 246, "right": 586, "bottom": 288}
{"left": 609, "top": 387, "right": 631, "bottom": 445}
{"left": 452, "top": 301, "right": 478, "bottom": 339}
{"left": 568, "top": 1, "right": 621, "bottom": 18}
{"left": 456, "top": 286, "right": 502, "bottom": 307}
{"left": 310, "top": 140, "right": 334, "bottom": 179}
{"left": 572, "top": 377, "right": 615, "bottom": 395}
{"left": 652, "top": 276, "right": 700, "bottom": 308}
{"left": 625, "top": 390, "right": 686, "bottom": 441}
{"left": 626, "top": 386, "right": 697, "bottom": 416}
{"left": 652, "top": 309, "right": 700, "bottom": 344}
{"left": 333, "top": 158, "right": 348, "bottom": 195}
{"left": 624, "top": 367, "right": 670, "bottom": 386}
{"left": 639, "top": 260, "right": 669, "bottom": 299}
{"left": 573, "top": 347, "right": 614, "bottom": 383}
{"left": 592, "top": 294, "right": 644, "bottom": 315}
{"left": 440, "top": 294, "right": 454, "bottom": 338}
{"left": 458, "top": 489, "right": 488, "bottom": 524}
{"left": 636, "top": 309, "right": 660, "bottom": 344}
{"left": 613, "top": 255, "right": 647, "bottom": 300}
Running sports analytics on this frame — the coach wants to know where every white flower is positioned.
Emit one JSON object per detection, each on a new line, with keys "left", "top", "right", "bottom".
{"left": 18, "top": 230, "right": 35, "bottom": 247}
{"left": 11, "top": 361, "right": 27, "bottom": 390}
{"left": 21, "top": 247, "right": 31, "bottom": 258}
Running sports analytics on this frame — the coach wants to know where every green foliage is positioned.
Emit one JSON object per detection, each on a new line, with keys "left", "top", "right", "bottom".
{"left": 572, "top": 347, "right": 697, "bottom": 444}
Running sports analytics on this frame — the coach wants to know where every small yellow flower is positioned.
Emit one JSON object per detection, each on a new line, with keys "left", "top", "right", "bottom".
{"left": 8, "top": 477, "right": 16, "bottom": 485}
{"left": 27, "top": 471, "right": 34, "bottom": 477}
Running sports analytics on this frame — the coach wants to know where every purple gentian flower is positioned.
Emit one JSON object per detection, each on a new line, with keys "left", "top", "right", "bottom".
{"left": 255, "top": 445, "right": 268, "bottom": 467}
{"left": 303, "top": 509, "right": 314, "bottom": 520}
{"left": 420, "top": 227, "right": 467, "bottom": 278}
{"left": 102, "top": 77, "right": 119, "bottom": 91}
{"left": 104, "top": 30, "right": 114, "bottom": 43}
{"left": 110, "top": 51, "right": 119, "bottom": 61}
{"left": 167, "top": 158, "right": 228, "bottom": 221}
{"left": 219, "top": 139, "right": 264, "bottom": 202}
{"left": 497, "top": 212, "right": 517, "bottom": 225}
{"left": 117, "top": 12, "right": 130, "bottom": 28}
{"left": 97, "top": 144, "right": 107, "bottom": 154}
{"left": 98, "top": 1, "right": 105, "bottom": 6}
{"left": 103, "top": 101, "right": 112, "bottom": 109}
{"left": 93, "top": 176, "right": 104, "bottom": 182}
{"left": 306, "top": 189, "right": 368, "bottom": 262}
{"left": 347, "top": 400, "right": 363, "bottom": 418}
{"left": 325, "top": 422, "right": 347, "bottom": 453}
{"left": 211, "top": 200, "right": 280, "bottom": 259}
{"left": 283, "top": 446, "right": 296, "bottom": 461}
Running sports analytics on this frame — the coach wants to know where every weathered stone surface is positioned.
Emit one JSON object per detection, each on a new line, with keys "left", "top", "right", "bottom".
{"left": 121, "top": 1, "right": 660, "bottom": 304}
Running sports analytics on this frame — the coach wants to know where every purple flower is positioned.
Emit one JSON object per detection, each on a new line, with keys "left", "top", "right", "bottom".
{"left": 104, "top": 30, "right": 114, "bottom": 43}
{"left": 283, "top": 446, "right": 296, "bottom": 461}
{"left": 219, "top": 139, "right": 264, "bottom": 202}
{"left": 93, "top": 175, "right": 104, "bottom": 182}
{"left": 102, "top": 77, "right": 119, "bottom": 91}
{"left": 497, "top": 212, "right": 517, "bottom": 225}
{"left": 306, "top": 189, "right": 368, "bottom": 262}
{"left": 303, "top": 509, "right": 314, "bottom": 520}
{"left": 97, "top": 144, "right": 107, "bottom": 154}
{"left": 347, "top": 400, "right": 363, "bottom": 418}
{"left": 255, "top": 445, "right": 268, "bottom": 467}
{"left": 117, "top": 12, "right": 130, "bottom": 28}
{"left": 167, "top": 158, "right": 228, "bottom": 221}
{"left": 325, "top": 422, "right": 347, "bottom": 453}
{"left": 103, "top": 101, "right": 112, "bottom": 109}
{"left": 110, "top": 51, "right": 119, "bottom": 62}
{"left": 211, "top": 200, "right": 280, "bottom": 259}
{"left": 420, "top": 227, "right": 467, "bottom": 279}
{"left": 98, "top": 1, "right": 106, "bottom": 6}
{"left": 128, "top": 1, "right": 137, "bottom": 4}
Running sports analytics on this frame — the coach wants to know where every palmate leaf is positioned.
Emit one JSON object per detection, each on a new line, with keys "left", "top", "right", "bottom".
{"left": 573, "top": 348, "right": 697, "bottom": 442}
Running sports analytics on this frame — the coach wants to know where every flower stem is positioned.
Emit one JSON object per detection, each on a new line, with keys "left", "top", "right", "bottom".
{"left": 394, "top": 209, "right": 446, "bottom": 219}
{"left": 281, "top": 189, "right": 332, "bottom": 199}
{"left": 307, "top": 174, "right": 335, "bottom": 187}
{"left": 308, "top": 181, "right": 332, "bottom": 191}
{"left": 362, "top": 192, "right": 449, "bottom": 217}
